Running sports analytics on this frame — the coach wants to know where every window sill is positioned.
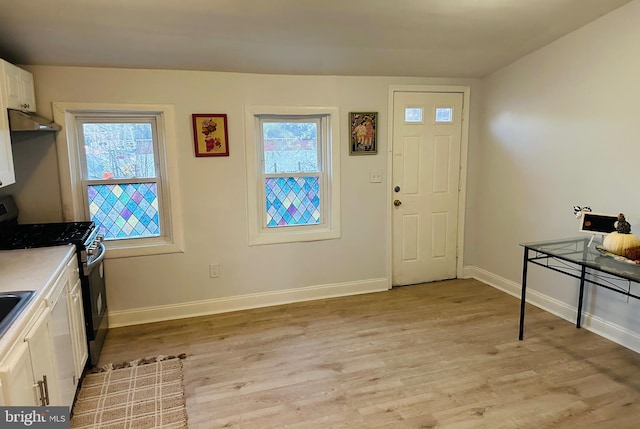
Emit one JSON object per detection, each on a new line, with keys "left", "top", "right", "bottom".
{"left": 249, "top": 228, "right": 340, "bottom": 246}
{"left": 104, "top": 238, "right": 185, "bottom": 259}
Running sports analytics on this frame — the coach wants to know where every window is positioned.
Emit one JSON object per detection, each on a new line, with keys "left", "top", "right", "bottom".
{"left": 404, "top": 107, "right": 423, "bottom": 123}
{"left": 80, "top": 120, "right": 161, "bottom": 239}
{"left": 435, "top": 107, "right": 454, "bottom": 123}
{"left": 245, "top": 106, "right": 340, "bottom": 245}
{"left": 53, "top": 103, "right": 184, "bottom": 258}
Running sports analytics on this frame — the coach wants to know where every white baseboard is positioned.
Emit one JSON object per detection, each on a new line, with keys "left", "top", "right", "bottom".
{"left": 463, "top": 266, "right": 640, "bottom": 354}
{"left": 108, "top": 277, "right": 389, "bottom": 328}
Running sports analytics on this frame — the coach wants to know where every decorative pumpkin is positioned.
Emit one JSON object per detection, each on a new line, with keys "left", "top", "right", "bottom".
{"left": 602, "top": 213, "right": 640, "bottom": 256}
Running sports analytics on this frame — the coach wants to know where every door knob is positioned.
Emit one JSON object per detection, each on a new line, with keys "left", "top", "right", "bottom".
{"left": 394, "top": 199, "right": 402, "bottom": 207}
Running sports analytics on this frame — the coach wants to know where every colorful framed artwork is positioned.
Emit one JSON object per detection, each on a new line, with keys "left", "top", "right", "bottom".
{"left": 192, "top": 114, "right": 229, "bottom": 157}
{"left": 349, "top": 112, "right": 377, "bottom": 155}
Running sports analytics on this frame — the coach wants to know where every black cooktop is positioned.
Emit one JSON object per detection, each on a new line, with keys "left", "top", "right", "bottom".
{"left": 0, "top": 195, "right": 97, "bottom": 250}
{"left": 0, "top": 221, "right": 95, "bottom": 249}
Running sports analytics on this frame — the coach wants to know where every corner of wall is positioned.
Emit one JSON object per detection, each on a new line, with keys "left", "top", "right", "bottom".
{"left": 463, "top": 265, "right": 640, "bottom": 354}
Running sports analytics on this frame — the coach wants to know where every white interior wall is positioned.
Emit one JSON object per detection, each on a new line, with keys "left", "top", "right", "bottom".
{"left": 469, "top": 0, "right": 640, "bottom": 349}
{"left": 1, "top": 68, "right": 480, "bottom": 324}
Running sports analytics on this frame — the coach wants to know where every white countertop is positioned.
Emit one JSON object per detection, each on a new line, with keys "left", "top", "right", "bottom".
{"left": 0, "top": 245, "right": 75, "bottom": 293}
{"left": 0, "top": 245, "right": 76, "bottom": 357}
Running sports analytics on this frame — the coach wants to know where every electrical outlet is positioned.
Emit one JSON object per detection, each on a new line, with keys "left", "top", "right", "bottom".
{"left": 209, "top": 264, "right": 220, "bottom": 278}
{"left": 369, "top": 170, "right": 382, "bottom": 183}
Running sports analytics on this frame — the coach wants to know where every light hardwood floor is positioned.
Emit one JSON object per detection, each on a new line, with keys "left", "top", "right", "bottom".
{"left": 97, "top": 279, "right": 640, "bottom": 428}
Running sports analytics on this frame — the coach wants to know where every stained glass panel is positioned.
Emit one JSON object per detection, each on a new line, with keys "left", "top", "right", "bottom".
{"left": 88, "top": 183, "right": 160, "bottom": 239}
{"left": 265, "top": 176, "right": 320, "bottom": 227}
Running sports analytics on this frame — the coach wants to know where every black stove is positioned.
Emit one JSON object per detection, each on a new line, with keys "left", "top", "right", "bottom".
{"left": 0, "top": 221, "right": 95, "bottom": 249}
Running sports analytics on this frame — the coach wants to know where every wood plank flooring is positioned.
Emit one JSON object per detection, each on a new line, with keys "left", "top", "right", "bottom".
{"left": 97, "top": 279, "right": 640, "bottom": 428}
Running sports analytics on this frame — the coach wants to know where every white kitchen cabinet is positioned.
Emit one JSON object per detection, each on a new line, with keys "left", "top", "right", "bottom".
{"left": 68, "top": 270, "right": 88, "bottom": 379}
{"left": 0, "top": 341, "right": 38, "bottom": 405}
{"left": 0, "top": 59, "right": 37, "bottom": 188}
{"left": 41, "top": 252, "right": 88, "bottom": 407}
{"left": 2, "top": 60, "right": 36, "bottom": 112}
{"left": 0, "top": 303, "right": 61, "bottom": 407}
{"left": 47, "top": 268, "right": 76, "bottom": 407}
{"left": 0, "top": 248, "right": 87, "bottom": 408}
{"left": 0, "top": 61, "right": 15, "bottom": 189}
{"left": 25, "top": 305, "right": 61, "bottom": 406}
{"left": 0, "top": 118, "right": 14, "bottom": 189}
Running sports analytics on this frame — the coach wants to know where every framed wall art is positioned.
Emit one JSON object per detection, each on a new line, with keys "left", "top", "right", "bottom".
{"left": 349, "top": 112, "right": 377, "bottom": 155}
{"left": 192, "top": 113, "right": 229, "bottom": 157}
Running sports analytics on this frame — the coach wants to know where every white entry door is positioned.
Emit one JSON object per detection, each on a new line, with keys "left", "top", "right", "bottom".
{"left": 392, "top": 91, "right": 463, "bottom": 286}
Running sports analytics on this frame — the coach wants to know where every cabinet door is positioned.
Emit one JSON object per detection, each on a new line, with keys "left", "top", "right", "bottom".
{"left": 0, "top": 342, "right": 38, "bottom": 406}
{"left": 25, "top": 308, "right": 60, "bottom": 406}
{"left": 0, "top": 124, "right": 14, "bottom": 188}
{"left": 2, "top": 61, "right": 35, "bottom": 112}
{"left": 2, "top": 60, "right": 22, "bottom": 110}
{"left": 50, "top": 282, "right": 76, "bottom": 408}
{"left": 18, "top": 68, "right": 35, "bottom": 112}
{"left": 69, "top": 278, "right": 88, "bottom": 378}
{"left": 0, "top": 62, "right": 15, "bottom": 189}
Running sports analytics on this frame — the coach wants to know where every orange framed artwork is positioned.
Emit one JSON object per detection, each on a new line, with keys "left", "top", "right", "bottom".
{"left": 192, "top": 114, "right": 229, "bottom": 157}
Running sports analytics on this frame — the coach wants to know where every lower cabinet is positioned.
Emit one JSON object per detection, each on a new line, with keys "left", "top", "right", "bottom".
{"left": 0, "top": 304, "right": 59, "bottom": 406}
{"left": 69, "top": 278, "right": 88, "bottom": 379}
{"left": 0, "top": 342, "right": 37, "bottom": 405}
{"left": 49, "top": 271, "right": 76, "bottom": 407}
{"left": 0, "top": 251, "right": 88, "bottom": 408}
{"left": 25, "top": 306, "right": 61, "bottom": 406}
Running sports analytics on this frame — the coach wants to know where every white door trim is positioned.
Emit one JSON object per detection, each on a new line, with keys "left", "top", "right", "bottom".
{"left": 386, "top": 85, "right": 471, "bottom": 288}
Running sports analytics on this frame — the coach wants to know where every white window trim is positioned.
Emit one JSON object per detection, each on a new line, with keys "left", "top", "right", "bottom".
{"left": 53, "top": 102, "right": 184, "bottom": 258}
{"left": 244, "top": 105, "right": 341, "bottom": 245}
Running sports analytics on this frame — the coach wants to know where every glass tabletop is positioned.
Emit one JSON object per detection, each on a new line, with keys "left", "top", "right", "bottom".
{"left": 520, "top": 237, "right": 640, "bottom": 283}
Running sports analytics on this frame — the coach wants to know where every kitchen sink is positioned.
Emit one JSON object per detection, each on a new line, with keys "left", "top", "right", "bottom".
{"left": 0, "top": 291, "right": 35, "bottom": 337}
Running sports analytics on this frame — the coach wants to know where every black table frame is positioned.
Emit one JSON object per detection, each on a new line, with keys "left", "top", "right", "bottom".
{"left": 519, "top": 237, "right": 640, "bottom": 340}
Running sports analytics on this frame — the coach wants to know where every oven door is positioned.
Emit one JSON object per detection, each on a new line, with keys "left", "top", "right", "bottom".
{"left": 82, "top": 242, "right": 108, "bottom": 366}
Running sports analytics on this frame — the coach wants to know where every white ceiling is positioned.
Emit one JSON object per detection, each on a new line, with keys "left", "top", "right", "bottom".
{"left": 0, "top": 0, "right": 631, "bottom": 78}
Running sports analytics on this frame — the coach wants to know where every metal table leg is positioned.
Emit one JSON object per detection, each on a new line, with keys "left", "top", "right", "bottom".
{"left": 576, "top": 265, "right": 587, "bottom": 328}
{"left": 519, "top": 247, "right": 529, "bottom": 340}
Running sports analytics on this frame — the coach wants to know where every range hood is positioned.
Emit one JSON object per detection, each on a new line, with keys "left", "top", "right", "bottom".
{"left": 8, "top": 108, "right": 61, "bottom": 132}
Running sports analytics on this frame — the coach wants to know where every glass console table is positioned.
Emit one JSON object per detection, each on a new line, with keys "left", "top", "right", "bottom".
{"left": 519, "top": 237, "right": 640, "bottom": 340}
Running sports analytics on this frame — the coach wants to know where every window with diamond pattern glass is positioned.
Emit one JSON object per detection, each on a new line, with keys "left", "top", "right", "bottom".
{"left": 262, "top": 121, "right": 321, "bottom": 228}
{"left": 81, "top": 122, "right": 161, "bottom": 240}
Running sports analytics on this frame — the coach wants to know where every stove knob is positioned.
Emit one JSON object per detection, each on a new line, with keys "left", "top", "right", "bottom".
{"left": 87, "top": 248, "right": 94, "bottom": 255}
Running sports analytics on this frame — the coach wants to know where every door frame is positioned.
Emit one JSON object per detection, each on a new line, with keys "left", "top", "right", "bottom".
{"left": 386, "top": 85, "right": 471, "bottom": 288}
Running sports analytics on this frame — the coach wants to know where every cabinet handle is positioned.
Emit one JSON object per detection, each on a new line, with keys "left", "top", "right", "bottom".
{"left": 42, "top": 375, "right": 50, "bottom": 405}
{"left": 37, "top": 380, "right": 46, "bottom": 406}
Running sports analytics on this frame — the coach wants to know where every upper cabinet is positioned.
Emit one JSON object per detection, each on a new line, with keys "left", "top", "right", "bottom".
{"left": 2, "top": 60, "right": 36, "bottom": 112}
{"left": 0, "top": 59, "right": 35, "bottom": 189}
{"left": 0, "top": 109, "right": 14, "bottom": 189}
